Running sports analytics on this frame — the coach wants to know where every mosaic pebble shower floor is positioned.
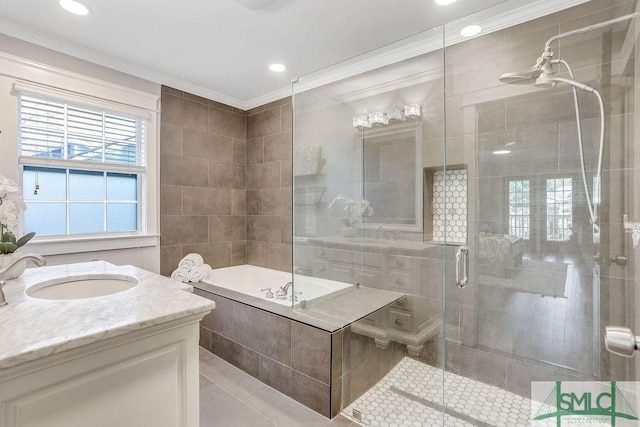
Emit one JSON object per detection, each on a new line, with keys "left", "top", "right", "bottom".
{"left": 342, "top": 357, "right": 552, "bottom": 427}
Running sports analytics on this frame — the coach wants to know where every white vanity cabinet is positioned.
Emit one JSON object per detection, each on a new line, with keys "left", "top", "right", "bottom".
{"left": 0, "top": 262, "right": 214, "bottom": 427}
{"left": 0, "top": 317, "right": 202, "bottom": 427}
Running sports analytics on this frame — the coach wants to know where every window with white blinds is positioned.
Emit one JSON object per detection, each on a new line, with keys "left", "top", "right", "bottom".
{"left": 17, "top": 92, "right": 147, "bottom": 237}
{"left": 18, "top": 93, "right": 146, "bottom": 170}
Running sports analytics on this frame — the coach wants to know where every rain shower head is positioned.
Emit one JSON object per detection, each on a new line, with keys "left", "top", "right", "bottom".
{"left": 499, "top": 51, "right": 554, "bottom": 85}
{"left": 499, "top": 68, "right": 544, "bottom": 85}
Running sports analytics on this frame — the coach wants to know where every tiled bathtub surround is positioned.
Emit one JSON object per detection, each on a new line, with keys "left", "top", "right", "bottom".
{"left": 160, "top": 86, "right": 248, "bottom": 276}
{"left": 195, "top": 287, "right": 403, "bottom": 418}
{"left": 246, "top": 99, "right": 294, "bottom": 272}
{"left": 159, "top": 88, "right": 293, "bottom": 275}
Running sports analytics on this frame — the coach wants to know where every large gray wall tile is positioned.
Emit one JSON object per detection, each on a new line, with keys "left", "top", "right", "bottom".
{"left": 248, "top": 108, "right": 281, "bottom": 139}
{"left": 161, "top": 184, "right": 182, "bottom": 215}
{"left": 209, "top": 107, "right": 247, "bottom": 139}
{"left": 182, "top": 242, "right": 232, "bottom": 268}
{"left": 209, "top": 216, "right": 246, "bottom": 241}
{"left": 234, "top": 302, "right": 292, "bottom": 366}
{"left": 183, "top": 128, "right": 233, "bottom": 163}
{"left": 183, "top": 186, "right": 232, "bottom": 216}
{"left": 262, "top": 188, "right": 292, "bottom": 216}
{"left": 160, "top": 215, "right": 208, "bottom": 245}
{"left": 264, "top": 131, "right": 292, "bottom": 162}
{"left": 195, "top": 289, "right": 235, "bottom": 339}
{"left": 259, "top": 356, "right": 331, "bottom": 418}
{"left": 291, "top": 323, "right": 331, "bottom": 385}
{"left": 160, "top": 245, "right": 182, "bottom": 276}
{"left": 162, "top": 94, "right": 209, "bottom": 132}
{"left": 211, "top": 332, "right": 260, "bottom": 378}
{"left": 160, "top": 122, "right": 183, "bottom": 157}
{"left": 264, "top": 242, "right": 292, "bottom": 272}
{"left": 160, "top": 155, "right": 209, "bottom": 187}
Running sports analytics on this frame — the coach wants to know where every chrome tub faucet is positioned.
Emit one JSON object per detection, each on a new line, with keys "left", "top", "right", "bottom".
{"left": 275, "top": 281, "right": 293, "bottom": 300}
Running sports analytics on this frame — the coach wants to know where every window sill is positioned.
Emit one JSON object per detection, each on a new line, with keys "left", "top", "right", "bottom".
{"left": 26, "top": 234, "right": 159, "bottom": 256}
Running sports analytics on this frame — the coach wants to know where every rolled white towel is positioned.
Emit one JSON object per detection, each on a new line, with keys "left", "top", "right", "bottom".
{"left": 178, "top": 253, "right": 204, "bottom": 271}
{"left": 188, "top": 264, "right": 212, "bottom": 283}
{"left": 171, "top": 268, "right": 190, "bottom": 283}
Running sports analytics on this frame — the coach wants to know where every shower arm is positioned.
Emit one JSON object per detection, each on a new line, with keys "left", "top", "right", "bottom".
{"left": 544, "top": 12, "right": 640, "bottom": 52}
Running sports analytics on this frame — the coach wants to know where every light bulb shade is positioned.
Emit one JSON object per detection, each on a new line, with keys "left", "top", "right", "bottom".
{"left": 387, "top": 109, "right": 406, "bottom": 122}
{"left": 353, "top": 115, "right": 371, "bottom": 128}
{"left": 368, "top": 112, "right": 388, "bottom": 126}
{"left": 404, "top": 104, "right": 421, "bottom": 119}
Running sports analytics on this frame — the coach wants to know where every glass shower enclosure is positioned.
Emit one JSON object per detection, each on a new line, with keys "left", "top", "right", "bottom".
{"left": 292, "top": 0, "right": 640, "bottom": 425}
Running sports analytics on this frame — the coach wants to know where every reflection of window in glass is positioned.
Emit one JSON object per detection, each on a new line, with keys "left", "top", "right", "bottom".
{"left": 508, "top": 180, "right": 530, "bottom": 239}
{"left": 546, "top": 178, "right": 572, "bottom": 242}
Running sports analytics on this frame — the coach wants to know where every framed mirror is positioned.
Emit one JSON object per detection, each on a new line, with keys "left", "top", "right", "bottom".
{"left": 362, "top": 120, "right": 423, "bottom": 232}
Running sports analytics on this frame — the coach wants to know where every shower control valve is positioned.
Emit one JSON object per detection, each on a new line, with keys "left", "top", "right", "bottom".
{"left": 623, "top": 215, "right": 640, "bottom": 248}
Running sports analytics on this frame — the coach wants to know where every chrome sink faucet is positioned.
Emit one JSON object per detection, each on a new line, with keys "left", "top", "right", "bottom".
{"left": 275, "top": 281, "right": 293, "bottom": 300}
{"left": 0, "top": 253, "right": 47, "bottom": 307}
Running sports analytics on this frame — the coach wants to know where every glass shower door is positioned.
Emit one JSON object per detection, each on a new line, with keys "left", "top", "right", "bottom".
{"left": 442, "top": 1, "right": 640, "bottom": 426}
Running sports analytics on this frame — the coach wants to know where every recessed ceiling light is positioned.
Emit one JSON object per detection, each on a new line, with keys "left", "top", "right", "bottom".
{"left": 493, "top": 150, "right": 511, "bottom": 155}
{"left": 269, "top": 63, "right": 286, "bottom": 72}
{"left": 460, "top": 25, "right": 482, "bottom": 37}
{"left": 435, "top": 0, "right": 457, "bottom": 5}
{"left": 59, "top": 0, "right": 91, "bottom": 15}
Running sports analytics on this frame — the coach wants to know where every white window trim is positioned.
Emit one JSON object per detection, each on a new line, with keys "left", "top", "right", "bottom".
{"left": 27, "top": 234, "right": 160, "bottom": 256}
{"left": 0, "top": 52, "right": 160, "bottom": 253}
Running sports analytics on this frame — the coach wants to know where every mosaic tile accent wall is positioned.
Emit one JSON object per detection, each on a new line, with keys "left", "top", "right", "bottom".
{"left": 432, "top": 169, "right": 467, "bottom": 243}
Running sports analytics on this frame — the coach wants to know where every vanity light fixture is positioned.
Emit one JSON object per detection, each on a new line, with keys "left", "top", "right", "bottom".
{"left": 387, "top": 109, "right": 406, "bottom": 122}
{"left": 269, "top": 63, "right": 286, "bottom": 72}
{"left": 492, "top": 150, "right": 511, "bottom": 155}
{"left": 353, "top": 115, "right": 372, "bottom": 129}
{"left": 354, "top": 104, "right": 421, "bottom": 128}
{"left": 460, "top": 25, "right": 482, "bottom": 37}
{"left": 368, "top": 112, "right": 388, "bottom": 126}
{"left": 435, "top": 0, "right": 457, "bottom": 5}
{"left": 59, "top": 0, "right": 91, "bottom": 15}
{"left": 404, "top": 104, "right": 421, "bottom": 119}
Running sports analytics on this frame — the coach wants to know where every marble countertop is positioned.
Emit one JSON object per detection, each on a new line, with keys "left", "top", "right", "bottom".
{"left": 0, "top": 261, "right": 215, "bottom": 370}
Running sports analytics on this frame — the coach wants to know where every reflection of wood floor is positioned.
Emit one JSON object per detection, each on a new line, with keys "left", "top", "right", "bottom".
{"left": 416, "top": 252, "right": 616, "bottom": 398}
{"left": 476, "top": 254, "right": 589, "bottom": 370}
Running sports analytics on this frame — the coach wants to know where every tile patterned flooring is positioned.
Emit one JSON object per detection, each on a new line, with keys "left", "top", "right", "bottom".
{"left": 201, "top": 346, "right": 553, "bottom": 427}
{"left": 199, "top": 347, "right": 357, "bottom": 426}
{"left": 343, "top": 357, "right": 540, "bottom": 427}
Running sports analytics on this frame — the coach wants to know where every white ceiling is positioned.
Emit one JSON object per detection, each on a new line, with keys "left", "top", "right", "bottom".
{"left": 0, "top": 0, "right": 580, "bottom": 109}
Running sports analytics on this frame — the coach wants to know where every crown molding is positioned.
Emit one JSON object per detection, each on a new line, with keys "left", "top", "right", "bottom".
{"left": 0, "top": 0, "right": 589, "bottom": 110}
{"left": 0, "top": 17, "right": 247, "bottom": 109}
{"left": 290, "top": 0, "right": 590, "bottom": 95}
{"left": 244, "top": 86, "right": 292, "bottom": 110}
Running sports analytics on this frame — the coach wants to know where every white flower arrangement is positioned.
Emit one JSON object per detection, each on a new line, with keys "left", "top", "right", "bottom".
{"left": 327, "top": 195, "right": 374, "bottom": 227}
{"left": 0, "top": 175, "right": 35, "bottom": 254}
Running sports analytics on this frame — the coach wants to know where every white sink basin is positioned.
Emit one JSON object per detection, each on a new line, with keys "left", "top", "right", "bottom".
{"left": 26, "top": 274, "right": 139, "bottom": 300}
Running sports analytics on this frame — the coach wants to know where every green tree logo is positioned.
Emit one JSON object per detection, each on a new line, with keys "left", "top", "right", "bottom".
{"left": 533, "top": 381, "right": 638, "bottom": 426}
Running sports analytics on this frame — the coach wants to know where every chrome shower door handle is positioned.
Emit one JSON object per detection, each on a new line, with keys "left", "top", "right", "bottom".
{"left": 455, "top": 246, "right": 469, "bottom": 289}
{"left": 605, "top": 326, "right": 640, "bottom": 357}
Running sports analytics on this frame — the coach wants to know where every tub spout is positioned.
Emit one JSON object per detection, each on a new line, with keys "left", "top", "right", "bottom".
{"left": 0, "top": 253, "right": 47, "bottom": 307}
{"left": 275, "top": 281, "right": 293, "bottom": 300}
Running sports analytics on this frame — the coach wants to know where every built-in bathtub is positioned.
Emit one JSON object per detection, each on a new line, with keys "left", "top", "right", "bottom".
{"left": 199, "top": 264, "right": 353, "bottom": 308}
{"left": 193, "top": 263, "right": 405, "bottom": 419}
